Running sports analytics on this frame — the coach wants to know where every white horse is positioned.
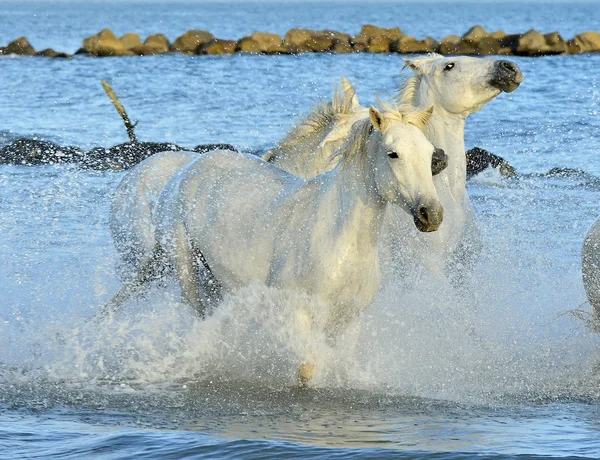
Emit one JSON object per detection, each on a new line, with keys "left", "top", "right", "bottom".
{"left": 267, "top": 54, "right": 524, "bottom": 281}
{"left": 582, "top": 218, "right": 600, "bottom": 322}
{"left": 104, "top": 78, "right": 368, "bottom": 316}
{"left": 153, "top": 105, "right": 443, "bottom": 382}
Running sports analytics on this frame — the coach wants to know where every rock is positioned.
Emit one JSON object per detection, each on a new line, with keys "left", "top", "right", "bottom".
{"left": 572, "top": 31, "right": 600, "bottom": 52}
{"left": 284, "top": 29, "right": 335, "bottom": 53}
{"left": 439, "top": 35, "right": 475, "bottom": 55}
{"left": 358, "top": 25, "right": 403, "bottom": 42}
{"left": 193, "top": 143, "right": 237, "bottom": 153}
{"left": 284, "top": 29, "right": 314, "bottom": 47}
{"left": 350, "top": 35, "right": 369, "bottom": 52}
{"left": 0, "top": 138, "right": 84, "bottom": 165}
{"left": 250, "top": 32, "right": 285, "bottom": 53}
{"left": 333, "top": 41, "right": 353, "bottom": 53}
{"left": 490, "top": 30, "right": 506, "bottom": 40}
{"left": 83, "top": 29, "right": 133, "bottom": 56}
{"left": 172, "top": 30, "right": 214, "bottom": 54}
{"left": 83, "top": 142, "right": 185, "bottom": 170}
{"left": 393, "top": 35, "right": 438, "bottom": 54}
{"left": 120, "top": 33, "right": 142, "bottom": 50}
{"left": 567, "top": 38, "right": 583, "bottom": 54}
{"left": 236, "top": 37, "right": 262, "bottom": 54}
{"left": 35, "top": 48, "right": 71, "bottom": 58}
{"left": 144, "top": 34, "right": 170, "bottom": 54}
{"left": 462, "top": 25, "right": 489, "bottom": 42}
{"left": 198, "top": 39, "right": 237, "bottom": 55}
{"left": 128, "top": 45, "right": 160, "bottom": 56}
{"left": 0, "top": 37, "right": 35, "bottom": 56}
{"left": 466, "top": 147, "right": 517, "bottom": 179}
{"left": 543, "top": 32, "right": 569, "bottom": 54}
{"left": 515, "top": 29, "right": 567, "bottom": 56}
{"left": 368, "top": 37, "right": 391, "bottom": 53}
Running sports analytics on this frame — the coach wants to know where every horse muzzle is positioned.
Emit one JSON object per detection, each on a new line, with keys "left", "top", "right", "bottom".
{"left": 413, "top": 202, "right": 443, "bottom": 232}
{"left": 489, "top": 60, "right": 524, "bottom": 93}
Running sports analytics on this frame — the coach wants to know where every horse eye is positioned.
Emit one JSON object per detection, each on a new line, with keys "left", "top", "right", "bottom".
{"left": 444, "top": 63, "right": 455, "bottom": 71}
{"left": 388, "top": 151, "right": 399, "bottom": 159}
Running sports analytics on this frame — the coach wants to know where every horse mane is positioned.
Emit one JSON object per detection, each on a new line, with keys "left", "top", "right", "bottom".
{"left": 335, "top": 101, "right": 426, "bottom": 170}
{"left": 396, "top": 53, "right": 444, "bottom": 106}
{"left": 396, "top": 74, "right": 422, "bottom": 106}
{"left": 265, "top": 82, "right": 357, "bottom": 163}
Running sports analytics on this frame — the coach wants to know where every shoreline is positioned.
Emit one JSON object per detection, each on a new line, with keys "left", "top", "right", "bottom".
{"left": 2, "top": 25, "right": 600, "bottom": 58}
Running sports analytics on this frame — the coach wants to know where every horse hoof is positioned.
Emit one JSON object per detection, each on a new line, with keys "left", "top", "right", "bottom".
{"left": 298, "top": 361, "right": 315, "bottom": 386}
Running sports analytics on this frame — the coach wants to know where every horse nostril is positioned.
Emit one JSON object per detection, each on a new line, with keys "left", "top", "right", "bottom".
{"left": 418, "top": 205, "right": 429, "bottom": 224}
{"left": 500, "top": 61, "right": 517, "bottom": 74}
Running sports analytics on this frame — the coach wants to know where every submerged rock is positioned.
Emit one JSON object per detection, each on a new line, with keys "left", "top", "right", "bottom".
{"left": 193, "top": 143, "right": 237, "bottom": 153}
{"left": 0, "top": 138, "right": 84, "bottom": 165}
{"left": 35, "top": 48, "right": 71, "bottom": 58}
{"left": 83, "top": 142, "right": 185, "bottom": 170}
{"left": 0, "top": 37, "right": 35, "bottom": 56}
{"left": 466, "top": 147, "right": 517, "bottom": 179}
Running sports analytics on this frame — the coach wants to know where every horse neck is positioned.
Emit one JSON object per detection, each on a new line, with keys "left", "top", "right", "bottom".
{"left": 414, "top": 83, "right": 468, "bottom": 203}
{"left": 317, "top": 143, "right": 387, "bottom": 250}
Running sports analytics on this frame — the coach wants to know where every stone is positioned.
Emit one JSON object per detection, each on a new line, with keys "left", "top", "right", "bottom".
{"left": 439, "top": 35, "right": 475, "bottom": 55}
{"left": 0, "top": 138, "right": 84, "bottom": 165}
{"left": 368, "top": 37, "right": 391, "bottom": 53}
{"left": 236, "top": 37, "right": 262, "bottom": 54}
{"left": 193, "top": 143, "right": 237, "bottom": 153}
{"left": 490, "top": 30, "right": 506, "bottom": 40}
{"left": 172, "top": 30, "right": 214, "bottom": 54}
{"left": 198, "top": 39, "right": 237, "bottom": 55}
{"left": 83, "top": 142, "right": 185, "bottom": 170}
{"left": 466, "top": 147, "right": 517, "bottom": 179}
{"left": 129, "top": 45, "right": 162, "bottom": 56}
{"left": 573, "top": 31, "right": 600, "bottom": 52}
{"left": 284, "top": 29, "right": 314, "bottom": 47}
{"left": 462, "top": 25, "right": 488, "bottom": 42}
{"left": 567, "top": 38, "right": 583, "bottom": 54}
{"left": 333, "top": 41, "right": 353, "bottom": 53}
{"left": 82, "top": 29, "right": 132, "bottom": 56}
{"left": 393, "top": 35, "right": 438, "bottom": 54}
{"left": 516, "top": 29, "right": 567, "bottom": 56}
{"left": 35, "top": 48, "right": 71, "bottom": 58}
{"left": 543, "top": 32, "right": 569, "bottom": 54}
{"left": 284, "top": 29, "right": 335, "bottom": 53}
{"left": 0, "top": 37, "right": 35, "bottom": 55}
{"left": 474, "top": 37, "right": 502, "bottom": 56}
{"left": 250, "top": 32, "right": 286, "bottom": 53}
{"left": 120, "top": 33, "right": 142, "bottom": 50}
{"left": 144, "top": 34, "right": 170, "bottom": 54}
{"left": 358, "top": 25, "right": 403, "bottom": 42}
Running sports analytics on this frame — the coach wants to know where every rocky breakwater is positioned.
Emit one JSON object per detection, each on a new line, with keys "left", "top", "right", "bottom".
{"left": 2, "top": 25, "right": 600, "bottom": 58}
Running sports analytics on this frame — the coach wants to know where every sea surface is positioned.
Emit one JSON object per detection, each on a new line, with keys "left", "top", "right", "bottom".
{"left": 1, "top": 1, "right": 600, "bottom": 459}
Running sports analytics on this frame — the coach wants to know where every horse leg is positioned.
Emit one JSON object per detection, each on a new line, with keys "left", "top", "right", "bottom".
{"left": 94, "top": 249, "right": 162, "bottom": 321}
{"left": 170, "top": 223, "right": 207, "bottom": 318}
{"left": 193, "top": 242, "right": 222, "bottom": 313}
{"left": 296, "top": 308, "right": 317, "bottom": 386}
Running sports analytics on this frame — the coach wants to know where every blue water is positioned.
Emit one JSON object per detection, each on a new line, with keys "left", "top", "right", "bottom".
{"left": 2, "top": 1, "right": 600, "bottom": 458}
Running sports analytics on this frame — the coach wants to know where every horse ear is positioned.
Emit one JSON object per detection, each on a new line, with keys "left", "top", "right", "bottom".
{"left": 340, "top": 76, "right": 360, "bottom": 111}
{"left": 402, "top": 53, "right": 443, "bottom": 75}
{"left": 405, "top": 105, "right": 434, "bottom": 132}
{"left": 369, "top": 106, "right": 389, "bottom": 132}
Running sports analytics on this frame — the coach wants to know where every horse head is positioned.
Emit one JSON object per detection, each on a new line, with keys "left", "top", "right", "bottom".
{"left": 368, "top": 105, "right": 444, "bottom": 232}
{"left": 400, "top": 54, "right": 523, "bottom": 117}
